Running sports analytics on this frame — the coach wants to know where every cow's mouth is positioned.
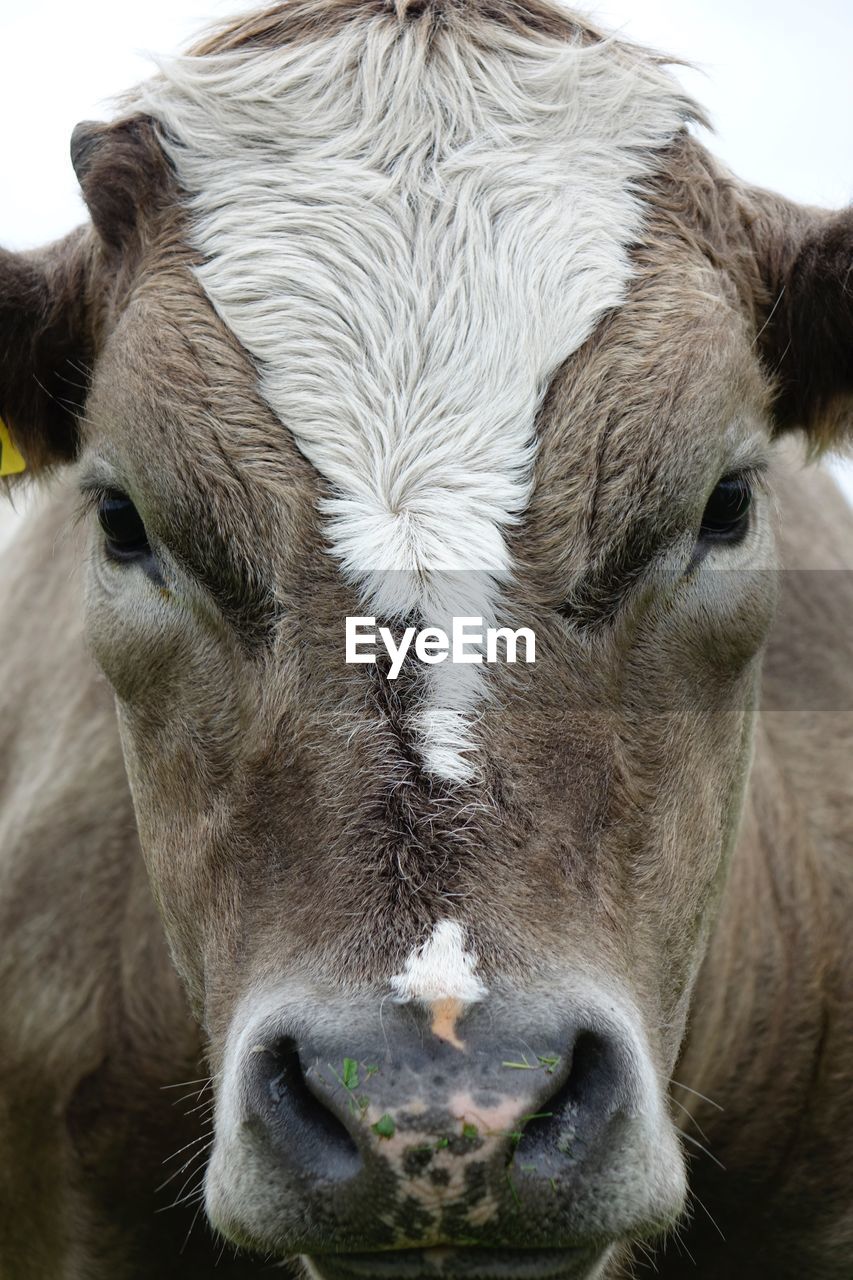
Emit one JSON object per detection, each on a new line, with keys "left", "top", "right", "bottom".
{"left": 305, "top": 1246, "right": 607, "bottom": 1280}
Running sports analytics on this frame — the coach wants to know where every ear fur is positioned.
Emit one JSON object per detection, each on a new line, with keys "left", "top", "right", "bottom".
{"left": 1, "top": 115, "right": 173, "bottom": 475}
{"left": 741, "top": 188, "right": 853, "bottom": 446}
{"left": 760, "top": 207, "right": 853, "bottom": 446}
{"left": 0, "top": 229, "right": 96, "bottom": 470}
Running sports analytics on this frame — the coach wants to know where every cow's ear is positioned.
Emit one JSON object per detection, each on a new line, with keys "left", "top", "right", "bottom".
{"left": 1, "top": 116, "right": 172, "bottom": 479}
{"left": 747, "top": 194, "right": 853, "bottom": 448}
{"left": 0, "top": 229, "right": 96, "bottom": 475}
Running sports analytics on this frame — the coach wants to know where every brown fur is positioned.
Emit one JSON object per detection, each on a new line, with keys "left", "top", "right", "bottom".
{"left": 642, "top": 136, "right": 853, "bottom": 442}
{"left": 188, "top": 0, "right": 599, "bottom": 54}
{"left": 0, "top": 230, "right": 95, "bottom": 467}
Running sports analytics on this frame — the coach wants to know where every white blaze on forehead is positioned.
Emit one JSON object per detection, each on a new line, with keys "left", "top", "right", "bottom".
{"left": 135, "top": 10, "right": 693, "bottom": 780}
{"left": 390, "top": 919, "right": 487, "bottom": 1004}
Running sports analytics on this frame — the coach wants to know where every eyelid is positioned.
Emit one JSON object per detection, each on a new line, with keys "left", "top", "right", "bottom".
{"left": 712, "top": 462, "right": 766, "bottom": 497}
{"left": 73, "top": 480, "right": 114, "bottom": 532}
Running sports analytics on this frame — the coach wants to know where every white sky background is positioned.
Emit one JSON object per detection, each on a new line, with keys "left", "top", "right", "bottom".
{"left": 0, "top": 0, "right": 851, "bottom": 504}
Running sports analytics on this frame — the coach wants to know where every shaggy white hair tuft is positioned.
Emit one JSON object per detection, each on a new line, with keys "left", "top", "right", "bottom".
{"left": 133, "top": 4, "right": 694, "bottom": 780}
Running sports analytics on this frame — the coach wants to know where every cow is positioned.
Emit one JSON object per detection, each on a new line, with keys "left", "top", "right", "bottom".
{"left": 1, "top": 0, "right": 852, "bottom": 1276}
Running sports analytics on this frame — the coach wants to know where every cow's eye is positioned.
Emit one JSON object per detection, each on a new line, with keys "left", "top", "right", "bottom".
{"left": 699, "top": 474, "right": 752, "bottom": 543}
{"left": 97, "top": 490, "right": 151, "bottom": 560}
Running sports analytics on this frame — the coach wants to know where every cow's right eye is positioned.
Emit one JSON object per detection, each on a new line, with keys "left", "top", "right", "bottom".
{"left": 97, "top": 491, "right": 151, "bottom": 561}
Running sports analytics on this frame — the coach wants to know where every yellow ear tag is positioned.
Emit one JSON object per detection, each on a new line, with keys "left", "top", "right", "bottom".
{"left": 0, "top": 417, "right": 26, "bottom": 476}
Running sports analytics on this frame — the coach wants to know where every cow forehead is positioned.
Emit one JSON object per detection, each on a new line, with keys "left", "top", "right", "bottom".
{"left": 137, "top": 12, "right": 693, "bottom": 602}
{"left": 124, "top": 2, "right": 697, "bottom": 780}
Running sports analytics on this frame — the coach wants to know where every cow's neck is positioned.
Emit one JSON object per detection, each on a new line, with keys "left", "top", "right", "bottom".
{"left": 676, "top": 713, "right": 848, "bottom": 1202}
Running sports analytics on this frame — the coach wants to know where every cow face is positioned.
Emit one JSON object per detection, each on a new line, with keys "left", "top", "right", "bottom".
{"left": 1, "top": 1, "right": 851, "bottom": 1275}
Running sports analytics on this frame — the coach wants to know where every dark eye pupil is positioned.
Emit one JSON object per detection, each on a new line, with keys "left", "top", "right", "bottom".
{"left": 97, "top": 491, "right": 150, "bottom": 556}
{"left": 699, "top": 475, "right": 752, "bottom": 540}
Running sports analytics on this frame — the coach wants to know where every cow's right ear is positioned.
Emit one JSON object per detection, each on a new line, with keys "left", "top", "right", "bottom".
{"left": 0, "top": 229, "right": 97, "bottom": 475}
{"left": 1, "top": 115, "right": 172, "bottom": 479}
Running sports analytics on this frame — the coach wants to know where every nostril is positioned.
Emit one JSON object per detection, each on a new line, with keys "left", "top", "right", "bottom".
{"left": 248, "top": 1037, "right": 361, "bottom": 1174}
{"left": 265, "top": 1039, "right": 321, "bottom": 1121}
{"left": 513, "top": 1031, "right": 623, "bottom": 1160}
{"left": 563, "top": 1030, "right": 622, "bottom": 1111}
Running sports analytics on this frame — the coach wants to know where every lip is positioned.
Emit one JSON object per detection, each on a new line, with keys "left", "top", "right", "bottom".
{"left": 307, "top": 1247, "right": 603, "bottom": 1280}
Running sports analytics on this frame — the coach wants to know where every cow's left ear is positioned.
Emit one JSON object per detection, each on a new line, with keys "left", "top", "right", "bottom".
{"left": 748, "top": 196, "right": 853, "bottom": 447}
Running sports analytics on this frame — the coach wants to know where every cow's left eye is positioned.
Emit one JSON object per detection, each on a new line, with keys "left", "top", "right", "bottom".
{"left": 699, "top": 474, "right": 752, "bottom": 543}
{"left": 97, "top": 490, "right": 151, "bottom": 561}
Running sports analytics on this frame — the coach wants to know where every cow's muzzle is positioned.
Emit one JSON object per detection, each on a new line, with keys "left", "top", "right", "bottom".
{"left": 205, "top": 989, "right": 686, "bottom": 1272}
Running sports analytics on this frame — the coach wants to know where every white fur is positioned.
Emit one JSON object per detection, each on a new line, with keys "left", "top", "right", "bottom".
{"left": 134, "top": 9, "right": 692, "bottom": 780}
{"left": 389, "top": 918, "right": 487, "bottom": 1003}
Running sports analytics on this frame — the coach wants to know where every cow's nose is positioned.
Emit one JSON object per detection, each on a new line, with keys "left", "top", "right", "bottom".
{"left": 239, "top": 1003, "right": 641, "bottom": 1243}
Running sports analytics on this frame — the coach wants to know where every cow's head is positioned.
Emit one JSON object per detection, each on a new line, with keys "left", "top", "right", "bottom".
{"left": 2, "top": 1, "right": 851, "bottom": 1275}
